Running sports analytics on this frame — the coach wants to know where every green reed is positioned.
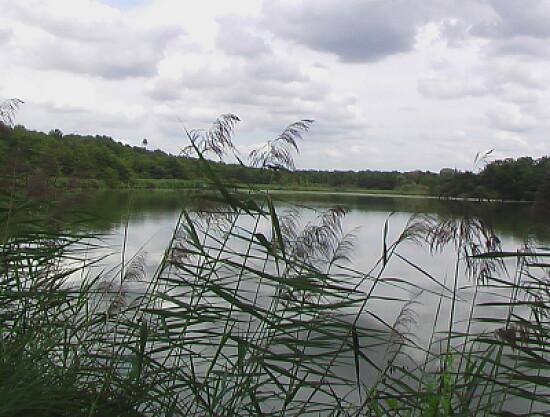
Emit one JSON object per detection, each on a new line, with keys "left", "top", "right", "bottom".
{"left": 0, "top": 111, "right": 548, "bottom": 416}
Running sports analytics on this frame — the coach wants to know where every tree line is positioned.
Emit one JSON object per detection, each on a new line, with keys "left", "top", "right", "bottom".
{"left": 1, "top": 124, "right": 549, "bottom": 205}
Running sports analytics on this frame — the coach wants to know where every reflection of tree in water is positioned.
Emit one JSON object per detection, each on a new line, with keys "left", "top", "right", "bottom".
{"left": 51, "top": 190, "right": 193, "bottom": 232}
{"left": 273, "top": 192, "right": 549, "bottom": 244}
{"left": 435, "top": 199, "right": 544, "bottom": 244}
{"left": 52, "top": 189, "right": 550, "bottom": 244}
{"left": 534, "top": 171, "right": 550, "bottom": 215}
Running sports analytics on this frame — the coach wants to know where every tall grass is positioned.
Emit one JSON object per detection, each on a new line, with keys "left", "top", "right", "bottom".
{"left": 0, "top": 111, "right": 548, "bottom": 416}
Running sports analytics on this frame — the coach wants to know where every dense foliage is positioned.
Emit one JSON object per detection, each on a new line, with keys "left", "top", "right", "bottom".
{"left": 0, "top": 124, "right": 436, "bottom": 193}
{"left": 440, "top": 156, "right": 550, "bottom": 202}
{"left": 1, "top": 123, "right": 549, "bottom": 203}
{"left": 0, "top": 124, "right": 203, "bottom": 186}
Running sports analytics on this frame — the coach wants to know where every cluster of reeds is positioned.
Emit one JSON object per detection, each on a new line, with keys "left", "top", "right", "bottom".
{"left": 0, "top": 108, "right": 548, "bottom": 416}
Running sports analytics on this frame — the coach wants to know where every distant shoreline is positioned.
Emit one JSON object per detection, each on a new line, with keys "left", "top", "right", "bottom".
{"left": 18, "top": 176, "right": 539, "bottom": 205}
{"left": 67, "top": 181, "right": 532, "bottom": 204}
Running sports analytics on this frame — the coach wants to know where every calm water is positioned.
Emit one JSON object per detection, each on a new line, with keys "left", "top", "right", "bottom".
{"left": 63, "top": 189, "right": 549, "bottom": 407}
{"left": 64, "top": 189, "right": 549, "bottom": 337}
{"left": 65, "top": 189, "right": 549, "bottom": 274}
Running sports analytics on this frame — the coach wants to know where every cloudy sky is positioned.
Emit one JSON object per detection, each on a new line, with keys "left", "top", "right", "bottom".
{"left": 1, "top": 0, "right": 549, "bottom": 171}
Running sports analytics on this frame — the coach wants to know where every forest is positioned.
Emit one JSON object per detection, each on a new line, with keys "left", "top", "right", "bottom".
{"left": 1, "top": 123, "right": 549, "bottom": 204}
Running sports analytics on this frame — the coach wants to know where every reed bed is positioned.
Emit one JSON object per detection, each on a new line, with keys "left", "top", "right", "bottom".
{"left": 0, "top": 113, "right": 548, "bottom": 416}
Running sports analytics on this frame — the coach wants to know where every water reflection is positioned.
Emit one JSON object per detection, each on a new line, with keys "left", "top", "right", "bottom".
{"left": 55, "top": 190, "right": 549, "bottom": 244}
{"left": 56, "top": 189, "right": 547, "bottom": 410}
{"left": 58, "top": 189, "right": 548, "bottom": 333}
{"left": 269, "top": 191, "right": 549, "bottom": 244}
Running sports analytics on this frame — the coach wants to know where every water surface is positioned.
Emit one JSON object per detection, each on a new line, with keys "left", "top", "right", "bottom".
{"left": 61, "top": 189, "right": 549, "bottom": 404}
{"left": 63, "top": 189, "right": 549, "bottom": 330}
{"left": 64, "top": 189, "right": 548, "bottom": 272}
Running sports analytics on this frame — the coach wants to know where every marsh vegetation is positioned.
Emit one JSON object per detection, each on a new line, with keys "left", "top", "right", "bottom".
{"left": 1, "top": 107, "right": 549, "bottom": 416}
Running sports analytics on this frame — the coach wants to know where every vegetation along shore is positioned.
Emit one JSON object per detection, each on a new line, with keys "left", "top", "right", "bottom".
{"left": 1, "top": 104, "right": 549, "bottom": 416}
{"left": 1, "top": 121, "right": 549, "bottom": 205}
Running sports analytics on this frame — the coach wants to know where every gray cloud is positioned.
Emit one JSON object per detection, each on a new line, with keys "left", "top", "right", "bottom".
{"left": 493, "top": 131, "right": 528, "bottom": 153}
{"left": 418, "top": 75, "right": 488, "bottom": 100}
{"left": 0, "top": 27, "right": 13, "bottom": 46}
{"left": 143, "top": 58, "right": 367, "bottom": 151}
{"left": 219, "top": 79, "right": 329, "bottom": 106}
{"left": 419, "top": 1, "right": 550, "bottom": 138}
{"left": 147, "top": 52, "right": 317, "bottom": 105}
{"left": 8, "top": 2, "right": 183, "bottom": 80}
{"left": 244, "top": 54, "right": 309, "bottom": 82}
{"left": 216, "top": 15, "right": 271, "bottom": 57}
{"left": 437, "top": 19, "right": 472, "bottom": 48}
{"left": 25, "top": 99, "right": 146, "bottom": 138}
{"left": 486, "top": 102, "right": 537, "bottom": 132}
{"left": 427, "top": 1, "right": 550, "bottom": 59}
{"left": 474, "top": 0, "right": 550, "bottom": 39}
{"left": 146, "top": 78, "right": 183, "bottom": 101}
{"left": 24, "top": 35, "right": 170, "bottom": 79}
{"left": 486, "top": 64, "right": 548, "bottom": 92}
{"left": 147, "top": 68, "right": 235, "bottom": 101}
{"left": 488, "top": 36, "right": 550, "bottom": 57}
{"left": 500, "top": 89, "right": 541, "bottom": 105}
{"left": 261, "top": 0, "right": 422, "bottom": 63}
{"left": 467, "top": 0, "right": 550, "bottom": 59}
{"left": 399, "top": 106, "right": 417, "bottom": 111}
{"left": 9, "top": 1, "right": 121, "bottom": 43}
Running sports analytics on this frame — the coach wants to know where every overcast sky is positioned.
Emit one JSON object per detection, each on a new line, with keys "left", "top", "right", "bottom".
{"left": 1, "top": 0, "right": 549, "bottom": 171}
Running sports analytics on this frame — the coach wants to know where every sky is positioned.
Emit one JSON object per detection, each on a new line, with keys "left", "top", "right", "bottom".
{"left": 1, "top": 0, "right": 549, "bottom": 172}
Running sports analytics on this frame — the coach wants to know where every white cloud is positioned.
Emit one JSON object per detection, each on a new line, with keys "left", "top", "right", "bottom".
{"left": 493, "top": 131, "right": 528, "bottom": 152}
{"left": 499, "top": 88, "right": 541, "bottom": 105}
{"left": 6, "top": 0, "right": 184, "bottom": 79}
{"left": 486, "top": 103, "right": 537, "bottom": 132}
{"left": 9, "top": 0, "right": 122, "bottom": 42}
{"left": 418, "top": 75, "right": 488, "bottom": 100}
{"left": 0, "top": 27, "right": 13, "bottom": 45}
{"left": 485, "top": 62, "right": 548, "bottom": 92}
{"left": 216, "top": 15, "right": 270, "bottom": 58}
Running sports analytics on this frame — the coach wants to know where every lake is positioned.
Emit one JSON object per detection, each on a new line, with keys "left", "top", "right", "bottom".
{"left": 65, "top": 189, "right": 549, "bottom": 272}
{"left": 57, "top": 189, "right": 548, "bottom": 413}
{"left": 64, "top": 188, "right": 549, "bottom": 343}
